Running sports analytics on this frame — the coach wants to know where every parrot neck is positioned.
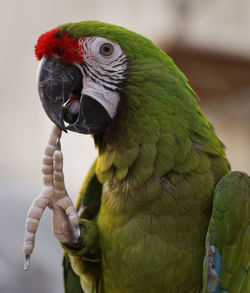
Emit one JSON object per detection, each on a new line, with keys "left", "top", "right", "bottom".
{"left": 94, "top": 56, "right": 229, "bottom": 190}
{"left": 94, "top": 92, "right": 161, "bottom": 185}
{"left": 94, "top": 96, "right": 229, "bottom": 192}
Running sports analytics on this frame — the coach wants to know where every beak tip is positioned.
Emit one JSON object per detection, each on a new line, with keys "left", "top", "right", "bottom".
{"left": 51, "top": 118, "right": 67, "bottom": 133}
{"left": 56, "top": 121, "right": 67, "bottom": 133}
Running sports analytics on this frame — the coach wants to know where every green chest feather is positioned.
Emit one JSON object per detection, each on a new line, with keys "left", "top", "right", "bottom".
{"left": 96, "top": 153, "right": 227, "bottom": 293}
{"left": 92, "top": 45, "right": 230, "bottom": 291}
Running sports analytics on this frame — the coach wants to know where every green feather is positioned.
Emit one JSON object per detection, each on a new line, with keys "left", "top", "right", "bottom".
{"left": 63, "top": 254, "right": 83, "bottom": 293}
{"left": 54, "top": 21, "right": 234, "bottom": 292}
{"left": 204, "top": 172, "right": 250, "bottom": 292}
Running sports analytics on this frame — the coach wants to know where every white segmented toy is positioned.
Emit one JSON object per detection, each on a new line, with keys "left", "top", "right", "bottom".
{"left": 23, "top": 125, "right": 80, "bottom": 271}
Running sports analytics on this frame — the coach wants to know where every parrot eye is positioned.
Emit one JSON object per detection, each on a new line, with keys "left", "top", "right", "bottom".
{"left": 99, "top": 43, "right": 114, "bottom": 56}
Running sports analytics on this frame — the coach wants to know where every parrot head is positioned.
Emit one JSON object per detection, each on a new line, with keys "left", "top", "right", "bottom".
{"left": 35, "top": 21, "right": 162, "bottom": 135}
{"left": 35, "top": 21, "right": 228, "bottom": 180}
{"left": 36, "top": 21, "right": 214, "bottom": 154}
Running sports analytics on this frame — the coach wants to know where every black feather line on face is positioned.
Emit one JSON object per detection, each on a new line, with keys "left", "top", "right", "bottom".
{"left": 83, "top": 64, "right": 120, "bottom": 92}
{"left": 78, "top": 36, "right": 129, "bottom": 96}
{"left": 86, "top": 64, "right": 126, "bottom": 82}
{"left": 84, "top": 64, "right": 123, "bottom": 85}
{"left": 112, "top": 57, "right": 128, "bottom": 68}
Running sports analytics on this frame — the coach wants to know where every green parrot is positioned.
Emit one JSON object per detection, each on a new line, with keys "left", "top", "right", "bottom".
{"left": 34, "top": 21, "right": 250, "bottom": 293}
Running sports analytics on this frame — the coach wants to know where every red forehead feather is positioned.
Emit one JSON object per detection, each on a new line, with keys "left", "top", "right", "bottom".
{"left": 34, "top": 28, "right": 84, "bottom": 63}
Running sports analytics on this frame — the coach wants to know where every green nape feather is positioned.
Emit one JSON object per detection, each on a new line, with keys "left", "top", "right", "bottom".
{"left": 57, "top": 21, "right": 234, "bottom": 293}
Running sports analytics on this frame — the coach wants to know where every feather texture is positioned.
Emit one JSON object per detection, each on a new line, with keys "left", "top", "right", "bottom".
{"left": 38, "top": 21, "right": 233, "bottom": 292}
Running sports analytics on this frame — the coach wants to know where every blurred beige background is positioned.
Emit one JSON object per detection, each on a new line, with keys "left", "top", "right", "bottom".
{"left": 0, "top": 0, "right": 249, "bottom": 292}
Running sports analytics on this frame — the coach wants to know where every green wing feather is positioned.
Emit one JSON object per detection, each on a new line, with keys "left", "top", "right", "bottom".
{"left": 63, "top": 254, "right": 84, "bottom": 293}
{"left": 203, "top": 171, "right": 250, "bottom": 293}
{"left": 63, "top": 159, "right": 102, "bottom": 293}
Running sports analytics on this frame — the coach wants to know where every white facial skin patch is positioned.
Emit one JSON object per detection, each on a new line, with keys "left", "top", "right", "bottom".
{"left": 76, "top": 66, "right": 121, "bottom": 119}
{"left": 76, "top": 37, "right": 128, "bottom": 119}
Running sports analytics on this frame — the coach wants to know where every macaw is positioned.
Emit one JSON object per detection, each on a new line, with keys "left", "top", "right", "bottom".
{"left": 27, "top": 21, "right": 250, "bottom": 293}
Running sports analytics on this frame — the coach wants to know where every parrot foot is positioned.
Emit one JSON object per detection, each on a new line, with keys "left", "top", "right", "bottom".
{"left": 23, "top": 125, "right": 80, "bottom": 271}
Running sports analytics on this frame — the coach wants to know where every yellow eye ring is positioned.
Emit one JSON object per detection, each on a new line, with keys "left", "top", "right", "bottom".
{"left": 100, "top": 43, "right": 114, "bottom": 56}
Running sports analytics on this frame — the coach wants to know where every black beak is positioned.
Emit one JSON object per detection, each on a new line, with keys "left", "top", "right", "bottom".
{"left": 37, "top": 57, "right": 112, "bottom": 134}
